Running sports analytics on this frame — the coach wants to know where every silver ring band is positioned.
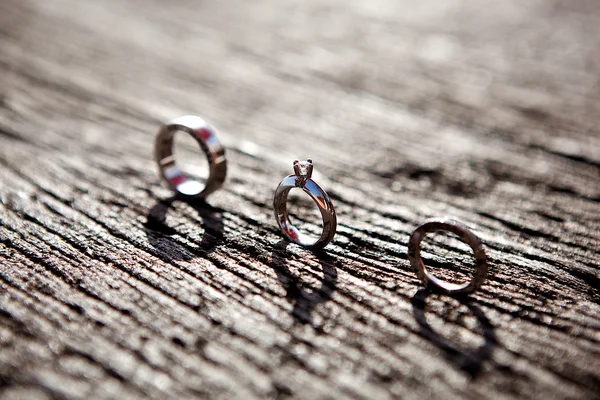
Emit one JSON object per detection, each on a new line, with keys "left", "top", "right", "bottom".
{"left": 155, "top": 115, "right": 227, "bottom": 199}
{"left": 273, "top": 159, "right": 337, "bottom": 249}
{"left": 408, "top": 217, "right": 488, "bottom": 294}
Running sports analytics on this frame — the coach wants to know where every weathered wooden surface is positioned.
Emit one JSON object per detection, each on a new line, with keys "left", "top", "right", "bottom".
{"left": 0, "top": 0, "right": 599, "bottom": 398}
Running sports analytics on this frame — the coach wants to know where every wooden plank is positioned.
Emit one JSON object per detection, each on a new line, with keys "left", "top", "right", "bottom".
{"left": 0, "top": 0, "right": 599, "bottom": 398}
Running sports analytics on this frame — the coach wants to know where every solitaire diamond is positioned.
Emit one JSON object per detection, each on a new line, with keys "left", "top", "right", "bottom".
{"left": 293, "top": 159, "right": 313, "bottom": 187}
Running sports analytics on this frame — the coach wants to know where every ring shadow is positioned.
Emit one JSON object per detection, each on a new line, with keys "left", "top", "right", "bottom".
{"left": 411, "top": 289, "right": 496, "bottom": 378}
{"left": 144, "top": 196, "right": 224, "bottom": 261}
{"left": 269, "top": 241, "right": 338, "bottom": 324}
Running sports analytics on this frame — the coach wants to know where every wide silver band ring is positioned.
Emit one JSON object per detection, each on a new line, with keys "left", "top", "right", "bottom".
{"left": 155, "top": 115, "right": 227, "bottom": 199}
{"left": 408, "top": 217, "right": 488, "bottom": 294}
{"left": 273, "top": 160, "right": 337, "bottom": 249}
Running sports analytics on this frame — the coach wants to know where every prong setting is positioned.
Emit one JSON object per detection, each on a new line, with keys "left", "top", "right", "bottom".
{"left": 293, "top": 159, "right": 314, "bottom": 187}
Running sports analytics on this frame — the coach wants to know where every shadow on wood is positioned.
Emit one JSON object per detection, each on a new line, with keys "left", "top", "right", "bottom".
{"left": 144, "top": 196, "right": 224, "bottom": 261}
{"left": 269, "top": 241, "right": 338, "bottom": 324}
{"left": 411, "top": 289, "right": 497, "bottom": 378}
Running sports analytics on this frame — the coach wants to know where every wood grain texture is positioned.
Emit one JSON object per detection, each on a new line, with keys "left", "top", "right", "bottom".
{"left": 0, "top": 0, "right": 599, "bottom": 399}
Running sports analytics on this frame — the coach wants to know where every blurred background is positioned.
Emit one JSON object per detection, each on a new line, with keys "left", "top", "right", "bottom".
{"left": 1, "top": 0, "right": 599, "bottom": 200}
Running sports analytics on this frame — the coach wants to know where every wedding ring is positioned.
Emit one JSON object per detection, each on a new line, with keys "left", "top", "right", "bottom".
{"left": 155, "top": 115, "right": 227, "bottom": 199}
{"left": 408, "top": 217, "right": 488, "bottom": 294}
{"left": 273, "top": 159, "right": 337, "bottom": 249}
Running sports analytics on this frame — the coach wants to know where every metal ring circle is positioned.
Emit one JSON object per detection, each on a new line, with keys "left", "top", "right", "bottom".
{"left": 273, "top": 171, "right": 337, "bottom": 249}
{"left": 408, "top": 217, "right": 488, "bottom": 294}
{"left": 154, "top": 115, "right": 227, "bottom": 199}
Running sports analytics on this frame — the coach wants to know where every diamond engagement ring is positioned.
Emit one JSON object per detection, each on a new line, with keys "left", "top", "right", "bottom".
{"left": 273, "top": 159, "right": 337, "bottom": 249}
